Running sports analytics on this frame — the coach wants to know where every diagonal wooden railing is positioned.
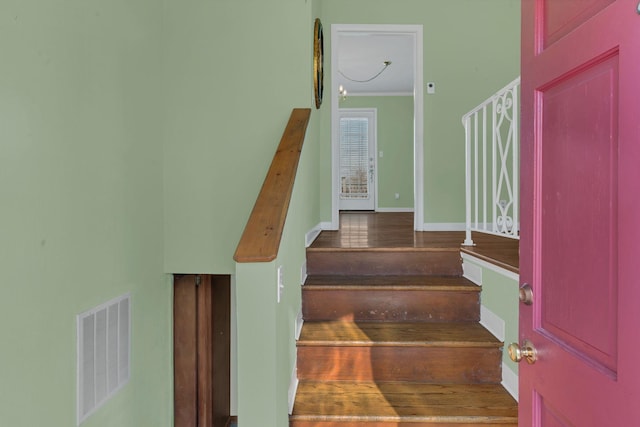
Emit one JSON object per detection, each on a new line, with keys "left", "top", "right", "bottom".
{"left": 234, "top": 108, "right": 312, "bottom": 263}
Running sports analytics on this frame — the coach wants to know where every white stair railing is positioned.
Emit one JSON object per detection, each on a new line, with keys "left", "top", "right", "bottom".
{"left": 462, "top": 77, "right": 520, "bottom": 246}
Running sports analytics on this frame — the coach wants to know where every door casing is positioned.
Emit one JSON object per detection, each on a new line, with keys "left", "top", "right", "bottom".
{"left": 330, "top": 24, "right": 424, "bottom": 230}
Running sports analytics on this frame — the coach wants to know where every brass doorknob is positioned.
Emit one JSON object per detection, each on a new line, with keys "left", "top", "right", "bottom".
{"left": 508, "top": 339, "right": 537, "bottom": 364}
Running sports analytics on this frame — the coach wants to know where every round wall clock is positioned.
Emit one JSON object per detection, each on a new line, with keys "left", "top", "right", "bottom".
{"left": 313, "top": 18, "right": 324, "bottom": 109}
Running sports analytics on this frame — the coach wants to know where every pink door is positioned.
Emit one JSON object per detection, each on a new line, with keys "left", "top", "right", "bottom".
{"left": 520, "top": 0, "right": 640, "bottom": 425}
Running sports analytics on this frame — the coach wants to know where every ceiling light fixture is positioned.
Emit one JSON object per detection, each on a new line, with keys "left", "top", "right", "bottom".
{"left": 339, "top": 85, "right": 347, "bottom": 101}
{"left": 338, "top": 60, "right": 392, "bottom": 83}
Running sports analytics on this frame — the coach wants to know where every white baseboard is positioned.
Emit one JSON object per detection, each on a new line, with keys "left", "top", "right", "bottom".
{"left": 305, "top": 223, "right": 323, "bottom": 247}
{"left": 462, "top": 260, "right": 483, "bottom": 285}
{"left": 376, "top": 207, "right": 414, "bottom": 213}
{"left": 295, "top": 311, "right": 303, "bottom": 340}
{"left": 288, "top": 360, "right": 298, "bottom": 415}
{"left": 320, "top": 221, "right": 335, "bottom": 231}
{"left": 461, "top": 253, "right": 519, "bottom": 281}
{"left": 480, "top": 304, "right": 505, "bottom": 342}
{"left": 502, "top": 363, "right": 518, "bottom": 401}
{"left": 422, "top": 222, "right": 466, "bottom": 231}
{"left": 300, "top": 261, "right": 307, "bottom": 286}
{"left": 289, "top": 311, "right": 305, "bottom": 414}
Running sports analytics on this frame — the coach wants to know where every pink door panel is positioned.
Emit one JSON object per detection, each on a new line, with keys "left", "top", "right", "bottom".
{"left": 539, "top": 53, "right": 619, "bottom": 374}
{"left": 520, "top": 0, "right": 640, "bottom": 425}
{"left": 541, "top": 0, "right": 615, "bottom": 49}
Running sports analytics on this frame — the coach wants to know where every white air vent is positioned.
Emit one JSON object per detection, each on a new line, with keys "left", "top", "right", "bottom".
{"left": 77, "top": 293, "right": 130, "bottom": 425}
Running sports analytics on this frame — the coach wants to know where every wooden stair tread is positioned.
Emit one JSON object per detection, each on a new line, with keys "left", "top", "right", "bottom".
{"left": 291, "top": 381, "right": 518, "bottom": 422}
{"left": 298, "top": 322, "right": 501, "bottom": 347}
{"left": 304, "top": 275, "right": 479, "bottom": 291}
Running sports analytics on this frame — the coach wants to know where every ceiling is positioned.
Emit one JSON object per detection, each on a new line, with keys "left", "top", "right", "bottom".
{"left": 336, "top": 32, "right": 415, "bottom": 96}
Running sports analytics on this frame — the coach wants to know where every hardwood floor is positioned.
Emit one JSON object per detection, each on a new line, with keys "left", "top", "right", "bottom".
{"left": 311, "top": 212, "right": 518, "bottom": 272}
{"left": 311, "top": 212, "right": 465, "bottom": 249}
{"left": 292, "top": 212, "right": 518, "bottom": 426}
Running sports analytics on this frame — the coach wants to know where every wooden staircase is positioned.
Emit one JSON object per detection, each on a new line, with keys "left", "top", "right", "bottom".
{"left": 290, "top": 233, "right": 517, "bottom": 426}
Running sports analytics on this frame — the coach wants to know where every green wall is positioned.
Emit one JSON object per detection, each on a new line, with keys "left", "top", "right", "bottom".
{"left": 161, "top": 0, "right": 320, "bottom": 425}
{"left": 317, "top": 0, "right": 521, "bottom": 225}
{"left": 0, "top": 1, "right": 172, "bottom": 426}
{"left": 464, "top": 257, "right": 520, "bottom": 376}
{"left": 482, "top": 267, "right": 519, "bottom": 375}
{"left": 339, "top": 96, "right": 414, "bottom": 209}
{"left": 236, "top": 116, "right": 320, "bottom": 425}
{"left": 0, "top": 0, "right": 520, "bottom": 425}
{"left": 163, "top": 0, "right": 317, "bottom": 275}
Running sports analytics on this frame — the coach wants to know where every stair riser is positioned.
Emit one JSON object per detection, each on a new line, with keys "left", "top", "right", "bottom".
{"left": 302, "top": 289, "right": 479, "bottom": 322}
{"left": 297, "top": 346, "right": 502, "bottom": 383}
{"left": 307, "top": 251, "right": 462, "bottom": 276}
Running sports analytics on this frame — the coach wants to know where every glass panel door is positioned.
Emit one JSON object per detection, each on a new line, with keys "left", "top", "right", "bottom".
{"left": 339, "top": 109, "right": 376, "bottom": 210}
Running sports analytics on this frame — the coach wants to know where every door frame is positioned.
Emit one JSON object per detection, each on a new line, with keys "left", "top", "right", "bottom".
{"left": 338, "top": 108, "right": 378, "bottom": 211}
{"left": 174, "top": 274, "right": 231, "bottom": 427}
{"left": 330, "top": 24, "right": 424, "bottom": 230}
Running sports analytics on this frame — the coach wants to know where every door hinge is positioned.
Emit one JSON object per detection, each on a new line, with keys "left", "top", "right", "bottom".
{"left": 195, "top": 275, "right": 201, "bottom": 286}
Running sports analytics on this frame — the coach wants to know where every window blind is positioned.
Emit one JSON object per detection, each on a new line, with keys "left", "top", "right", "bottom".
{"left": 339, "top": 117, "right": 369, "bottom": 199}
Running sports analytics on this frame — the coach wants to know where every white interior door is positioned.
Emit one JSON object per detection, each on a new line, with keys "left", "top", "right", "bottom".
{"left": 339, "top": 109, "right": 376, "bottom": 211}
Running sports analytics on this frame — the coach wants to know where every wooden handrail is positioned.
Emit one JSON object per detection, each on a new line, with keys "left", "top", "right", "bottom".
{"left": 234, "top": 108, "right": 312, "bottom": 263}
